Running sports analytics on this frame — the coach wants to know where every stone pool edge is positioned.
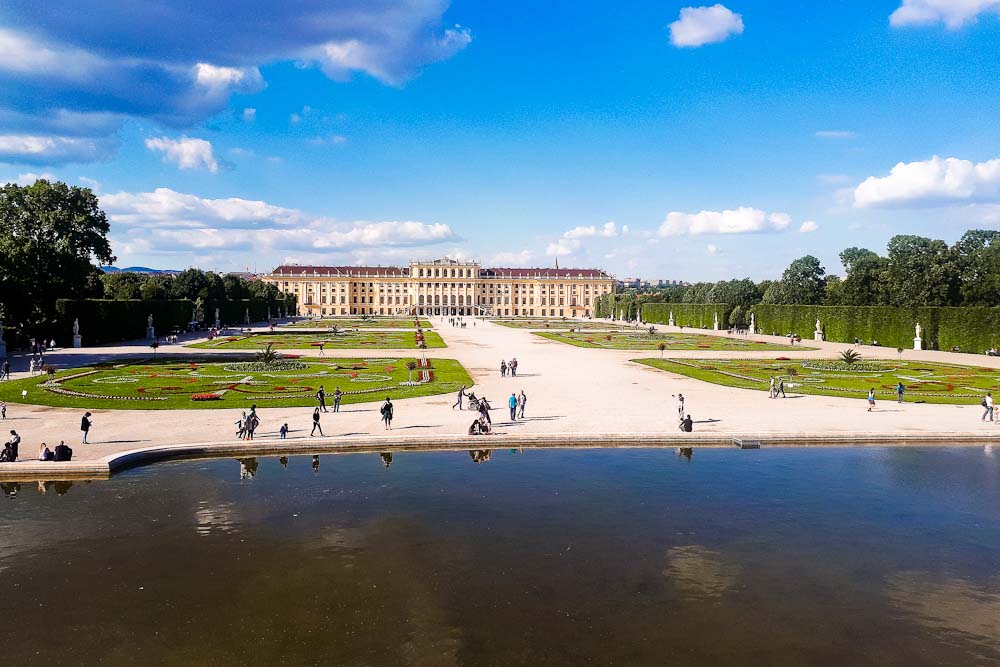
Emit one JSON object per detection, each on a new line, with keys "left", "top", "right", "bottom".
{"left": 1, "top": 431, "right": 998, "bottom": 481}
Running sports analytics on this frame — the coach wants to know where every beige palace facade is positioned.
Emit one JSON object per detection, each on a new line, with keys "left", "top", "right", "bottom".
{"left": 263, "top": 258, "right": 615, "bottom": 318}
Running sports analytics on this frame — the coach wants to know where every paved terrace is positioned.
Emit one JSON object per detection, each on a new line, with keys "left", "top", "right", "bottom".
{"left": 2, "top": 318, "right": 999, "bottom": 479}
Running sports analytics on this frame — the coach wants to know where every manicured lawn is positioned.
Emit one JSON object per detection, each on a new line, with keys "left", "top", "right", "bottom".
{"left": 188, "top": 330, "right": 446, "bottom": 350}
{"left": 492, "top": 319, "right": 631, "bottom": 330}
{"left": 0, "top": 357, "right": 471, "bottom": 410}
{"left": 287, "top": 318, "right": 432, "bottom": 329}
{"left": 534, "top": 331, "right": 809, "bottom": 351}
{"left": 635, "top": 357, "right": 1000, "bottom": 404}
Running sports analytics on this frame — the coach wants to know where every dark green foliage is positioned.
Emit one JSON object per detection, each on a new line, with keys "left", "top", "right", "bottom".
{"left": 643, "top": 303, "right": 733, "bottom": 329}
{"left": 55, "top": 299, "right": 194, "bottom": 345}
{"left": 750, "top": 304, "right": 932, "bottom": 349}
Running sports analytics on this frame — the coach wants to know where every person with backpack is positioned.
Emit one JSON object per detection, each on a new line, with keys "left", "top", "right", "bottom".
{"left": 380, "top": 397, "right": 394, "bottom": 430}
{"left": 982, "top": 392, "right": 994, "bottom": 421}
{"left": 333, "top": 387, "right": 343, "bottom": 412}
{"left": 897, "top": 382, "right": 906, "bottom": 404}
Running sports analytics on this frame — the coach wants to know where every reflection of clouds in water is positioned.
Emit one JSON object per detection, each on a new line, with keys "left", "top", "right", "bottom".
{"left": 887, "top": 572, "right": 1000, "bottom": 651}
{"left": 194, "top": 501, "right": 239, "bottom": 537}
{"left": 663, "top": 545, "right": 741, "bottom": 598}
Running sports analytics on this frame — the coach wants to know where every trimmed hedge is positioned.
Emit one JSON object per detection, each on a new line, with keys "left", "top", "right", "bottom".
{"left": 56, "top": 299, "right": 194, "bottom": 345}
{"left": 750, "top": 305, "right": 933, "bottom": 350}
{"left": 643, "top": 303, "right": 732, "bottom": 329}
{"left": 937, "top": 307, "right": 1000, "bottom": 353}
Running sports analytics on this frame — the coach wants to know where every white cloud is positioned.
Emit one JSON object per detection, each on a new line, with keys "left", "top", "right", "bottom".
{"left": 145, "top": 136, "right": 219, "bottom": 173}
{"left": 290, "top": 113, "right": 302, "bottom": 124}
{"left": 669, "top": 5, "right": 744, "bottom": 48}
{"left": 657, "top": 207, "right": 792, "bottom": 236}
{"left": 545, "top": 239, "right": 582, "bottom": 256}
{"left": 706, "top": 243, "right": 718, "bottom": 254}
{"left": 7, "top": 172, "right": 56, "bottom": 186}
{"left": 563, "top": 221, "right": 623, "bottom": 239}
{"left": 101, "top": 187, "right": 456, "bottom": 261}
{"left": 490, "top": 249, "right": 537, "bottom": 265}
{"left": 0, "top": 134, "right": 115, "bottom": 165}
{"left": 890, "top": 0, "right": 1000, "bottom": 28}
{"left": 815, "top": 130, "right": 857, "bottom": 139}
{"left": 78, "top": 176, "right": 101, "bottom": 191}
{"left": 309, "top": 134, "right": 348, "bottom": 146}
{"left": 853, "top": 155, "right": 1000, "bottom": 208}
{"left": 242, "top": 108, "right": 256, "bottom": 122}
{"left": 194, "top": 63, "right": 261, "bottom": 90}
{"left": 799, "top": 220, "right": 819, "bottom": 233}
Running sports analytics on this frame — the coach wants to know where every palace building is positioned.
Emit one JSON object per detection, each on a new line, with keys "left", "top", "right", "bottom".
{"left": 263, "top": 258, "right": 615, "bottom": 318}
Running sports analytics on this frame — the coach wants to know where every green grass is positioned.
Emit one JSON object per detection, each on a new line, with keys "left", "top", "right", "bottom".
{"left": 491, "top": 319, "right": 630, "bottom": 330}
{"left": 534, "top": 331, "right": 810, "bottom": 351}
{"left": 0, "top": 357, "right": 471, "bottom": 410}
{"left": 636, "top": 357, "right": 1000, "bottom": 404}
{"left": 187, "top": 330, "right": 446, "bottom": 350}
{"left": 287, "top": 318, "right": 432, "bottom": 329}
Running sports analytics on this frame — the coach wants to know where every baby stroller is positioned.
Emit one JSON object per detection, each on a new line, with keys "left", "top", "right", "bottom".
{"left": 467, "top": 393, "right": 491, "bottom": 412}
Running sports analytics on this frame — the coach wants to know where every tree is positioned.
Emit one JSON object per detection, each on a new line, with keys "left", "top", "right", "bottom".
{"left": 777, "top": 256, "right": 826, "bottom": 305}
{"left": 953, "top": 230, "right": 1000, "bottom": 306}
{"left": 102, "top": 271, "right": 148, "bottom": 300}
{"left": 405, "top": 360, "right": 417, "bottom": 382}
{"left": 882, "top": 235, "right": 956, "bottom": 307}
{"left": 0, "top": 180, "right": 114, "bottom": 338}
{"left": 838, "top": 247, "right": 886, "bottom": 306}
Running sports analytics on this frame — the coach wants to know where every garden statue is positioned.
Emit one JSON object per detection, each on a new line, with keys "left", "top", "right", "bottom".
{"left": 72, "top": 318, "right": 79, "bottom": 336}
{"left": 146, "top": 314, "right": 155, "bottom": 340}
{"left": 214, "top": 307, "right": 220, "bottom": 328}
{"left": 713, "top": 312, "right": 719, "bottom": 330}
{"left": 244, "top": 308, "right": 250, "bottom": 325}
{"left": 668, "top": 310, "right": 675, "bottom": 327}
{"left": 814, "top": 318, "right": 824, "bottom": 341}
{"left": 914, "top": 322, "right": 923, "bottom": 350}
{"left": 915, "top": 323, "right": 921, "bottom": 339}
{"left": 147, "top": 314, "right": 153, "bottom": 329}
{"left": 749, "top": 312, "right": 756, "bottom": 334}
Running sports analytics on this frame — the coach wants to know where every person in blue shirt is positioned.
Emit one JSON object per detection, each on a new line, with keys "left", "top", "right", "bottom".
{"left": 896, "top": 382, "right": 905, "bottom": 404}
{"left": 508, "top": 393, "right": 518, "bottom": 420}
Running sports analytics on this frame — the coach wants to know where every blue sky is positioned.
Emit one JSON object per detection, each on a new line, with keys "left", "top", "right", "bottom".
{"left": 2, "top": 0, "right": 1000, "bottom": 279}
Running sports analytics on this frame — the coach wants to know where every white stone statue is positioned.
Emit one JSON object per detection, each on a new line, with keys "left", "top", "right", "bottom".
{"left": 72, "top": 318, "right": 80, "bottom": 336}
{"left": 147, "top": 314, "right": 154, "bottom": 329}
{"left": 244, "top": 308, "right": 250, "bottom": 324}
{"left": 713, "top": 312, "right": 719, "bottom": 330}
{"left": 815, "top": 318, "right": 822, "bottom": 332}
{"left": 749, "top": 313, "right": 756, "bottom": 333}
{"left": 215, "top": 307, "right": 220, "bottom": 325}
{"left": 668, "top": 310, "right": 675, "bottom": 326}
{"left": 915, "top": 323, "right": 922, "bottom": 339}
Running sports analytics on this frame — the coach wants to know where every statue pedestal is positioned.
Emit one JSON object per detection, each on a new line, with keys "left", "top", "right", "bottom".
{"left": 146, "top": 327, "right": 155, "bottom": 341}
{"left": 814, "top": 331, "right": 824, "bottom": 341}
{"left": 72, "top": 335, "right": 82, "bottom": 349}
{"left": 713, "top": 322, "right": 719, "bottom": 331}
{"left": 914, "top": 337, "right": 922, "bottom": 351}
{"left": 668, "top": 318, "right": 675, "bottom": 327}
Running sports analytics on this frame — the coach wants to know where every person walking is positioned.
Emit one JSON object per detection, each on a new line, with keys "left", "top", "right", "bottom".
{"left": 333, "top": 387, "right": 343, "bottom": 412}
{"left": 279, "top": 423, "right": 289, "bottom": 439}
{"left": 982, "top": 391, "right": 994, "bottom": 422}
{"left": 518, "top": 390, "right": 526, "bottom": 419}
{"left": 500, "top": 360, "right": 507, "bottom": 377}
{"left": 867, "top": 388, "right": 876, "bottom": 412}
{"left": 318, "top": 342, "right": 325, "bottom": 356}
{"left": 453, "top": 385, "right": 467, "bottom": 410}
{"left": 1, "top": 360, "right": 9, "bottom": 380}
{"left": 508, "top": 393, "right": 518, "bottom": 420}
{"left": 1, "top": 400, "right": 6, "bottom": 420}
{"left": 510, "top": 358, "right": 518, "bottom": 377}
{"left": 768, "top": 377, "right": 775, "bottom": 399}
{"left": 896, "top": 382, "right": 905, "bottom": 404}
{"left": 317, "top": 385, "right": 327, "bottom": 412}
{"left": 380, "top": 397, "right": 394, "bottom": 430}
{"left": 310, "top": 408, "right": 324, "bottom": 436}
{"left": 80, "top": 411, "right": 92, "bottom": 444}
{"left": 778, "top": 378, "right": 786, "bottom": 398}
{"left": 676, "top": 394, "right": 685, "bottom": 421}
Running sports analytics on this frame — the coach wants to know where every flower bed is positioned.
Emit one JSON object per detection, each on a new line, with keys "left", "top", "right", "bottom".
{"left": 192, "top": 393, "right": 223, "bottom": 401}
{"left": 801, "top": 361, "right": 896, "bottom": 373}
{"left": 222, "top": 361, "right": 307, "bottom": 373}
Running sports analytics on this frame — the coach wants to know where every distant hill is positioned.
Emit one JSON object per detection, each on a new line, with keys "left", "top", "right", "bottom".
{"left": 100, "top": 266, "right": 180, "bottom": 275}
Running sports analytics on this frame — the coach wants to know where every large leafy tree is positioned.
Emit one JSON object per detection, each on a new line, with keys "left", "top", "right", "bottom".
{"left": 837, "top": 247, "right": 887, "bottom": 306}
{"left": 0, "top": 180, "right": 114, "bottom": 337}
{"left": 777, "top": 255, "right": 826, "bottom": 305}
{"left": 882, "top": 235, "right": 956, "bottom": 307}
{"left": 952, "top": 230, "right": 1000, "bottom": 306}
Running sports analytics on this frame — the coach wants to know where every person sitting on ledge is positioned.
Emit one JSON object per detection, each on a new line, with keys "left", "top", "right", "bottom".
{"left": 679, "top": 415, "right": 693, "bottom": 432}
{"left": 53, "top": 441, "right": 72, "bottom": 462}
{"left": 38, "top": 442, "right": 53, "bottom": 462}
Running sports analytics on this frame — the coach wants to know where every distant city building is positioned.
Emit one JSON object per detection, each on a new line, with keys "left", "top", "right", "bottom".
{"left": 263, "top": 257, "right": 615, "bottom": 317}
{"left": 616, "top": 278, "right": 689, "bottom": 289}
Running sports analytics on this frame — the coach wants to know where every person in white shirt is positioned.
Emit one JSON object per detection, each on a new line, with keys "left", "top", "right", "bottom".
{"left": 982, "top": 392, "right": 994, "bottom": 422}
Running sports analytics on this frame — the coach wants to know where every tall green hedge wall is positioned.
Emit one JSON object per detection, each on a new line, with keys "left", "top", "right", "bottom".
{"left": 749, "top": 304, "right": 1000, "bottom": 352}
{"left": 55, "top": 296, "right": 298, "bottom": 345}
{"left": 643, "top": 303, "right": 733, "bottom": 329}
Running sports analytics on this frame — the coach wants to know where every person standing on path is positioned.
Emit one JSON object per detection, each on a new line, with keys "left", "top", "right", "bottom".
{"left": 478, "top": 396, "right": 492, "bottom": 425}
{"left": 80, "top": 412, "right": 92, "bottom": 444}
{"left": 317, "top": 385, "right": 327, "bottom": 412}
{"left": 769, "top": 377, "right": 775, "bottom": 399}
{"left": 510, "top": 358, "right": 518, "bottom": 377}
{"left": 500, "top": 360, "right": 507, "bottom": 377}
{"left": 867, "top": 388, "right": 876, "bottom": 412}
{"left": 311, "top": 408, "right": 324, "bottom": 436}
{"left": 676, "top": 394, "right": 685, "bottom": 422}
{"left": 380, "top": 397, "right": 394, "bottom": 430}
{"left": 279, "top": 423, "right": 289, "bottom": 439}
{"left": 518, "top": 390, "right": 526, "bottom": 419}
{"left": 318, "top": 342, "right": 325, "bottom": 356}
{"left": 1, "top": 400, "right": 6, "bottom": 419}
{"left": 333, "top": 387, "right": 343, "bottom": 412}
{"left": 508, "top": 393, "right": 518, "bottom": 420}
{"left": 453, "top": 385, "right": 467, "bottom": 410}
{"left": 1, "top": 360, "right": 9, "bottom": 380}
{"left": 983, "top": 392, "right": 994, "bottom": 421}
{"left": 897, "top": 382, "right": 905, "bottom": 404}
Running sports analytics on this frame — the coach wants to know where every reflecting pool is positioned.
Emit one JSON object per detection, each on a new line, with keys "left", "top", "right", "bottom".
{"left": 2, "top": 447, "right": 999, "bottom": 665}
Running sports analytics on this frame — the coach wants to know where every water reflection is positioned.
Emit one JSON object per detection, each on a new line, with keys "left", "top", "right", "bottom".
{"left": 238, "top": 458, "right": 259, "bottom": 480}
{"left": 1, "top": 481, "right": 19, "bottom": 497}
{"left": 468, "top": 449, "right": 492, "bottom": 464}
{"left": 676, "top": 447, "right": 693, "bottom": 461}
{"left": 312, "top": 455, "right": 320, "bottom": 474}
{"left": 380, "top": 452, "right": 393, "bottom": 468}
{"left": 194, "top": 500, "right": 239, "bottom": 537}
{"left": 886, "top": 571, "right": 1000, "bottom": 653}
{"left": 663, "top": 545, "right": 741, "bottom": 599}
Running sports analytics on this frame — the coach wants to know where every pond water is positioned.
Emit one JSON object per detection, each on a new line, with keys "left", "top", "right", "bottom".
{"left": 2, "top": 447, "right": 999, "bottom": 665}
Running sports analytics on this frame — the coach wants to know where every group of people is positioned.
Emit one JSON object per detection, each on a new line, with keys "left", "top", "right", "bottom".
{"left": 500, "top": 358, "right": 519, "bottom": 377}
{"left": 314, "top": 385, "right": 343, "bottom": 413}
{"left": 445, "top": 316, "right": 471, "bottom": 328}
{"left": 235, "top": 407, "right": 260, "bottom": 440}
{"left": 1, "top": 429, "right": 72, "bottom": 462}
{"left": 768, "top": 377, "right": 787, "bottom": 398}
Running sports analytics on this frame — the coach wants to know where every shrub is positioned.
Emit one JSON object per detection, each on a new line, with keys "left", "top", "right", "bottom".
{"left": 840, "top": 349, "right": 862, "bottom": 365}
{"left": 643, "top": 303, "right": 732, "bottom": 329}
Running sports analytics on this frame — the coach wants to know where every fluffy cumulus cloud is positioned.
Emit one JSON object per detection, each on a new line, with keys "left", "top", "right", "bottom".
{"left": 890, "top": 0, "right": 1000, "bottom": 28}
{"left": 145, "top": 136, "right": 219, "bottom": 173}
{"left": 562, "top": 221, "right": 627, "bottom": 239}
{"left": 799, "top": 220, "right": 819, "bottom": 233}
{"left": 0, "top": 1, "right": 471, "bottom": 163}
{"left": 0, "top": 134, "right": 117, "bottom": 165}
{"left": 669, "top": 4, "right": 744, "bottom": 48}
{"left": 657, "top": 207, "right": 792, "bottom": 236}
{"left": 101, "top": 187, "right": 456, "bottom": 264}
{"left": 545, "top": 238, "right": 582, "bottom": 257}
{"left": 853, "top": 156, "right": 1000, "bottom": 208}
